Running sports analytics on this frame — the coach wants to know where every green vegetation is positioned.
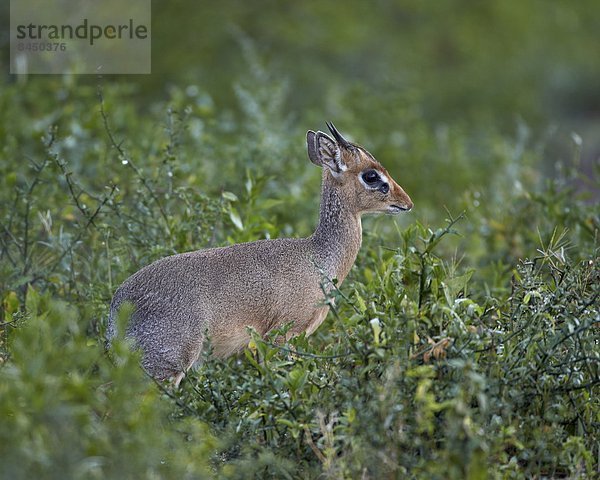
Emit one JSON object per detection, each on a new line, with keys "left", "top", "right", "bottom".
{"left": 1, "top": 1, "right": 599, "bottom": 478}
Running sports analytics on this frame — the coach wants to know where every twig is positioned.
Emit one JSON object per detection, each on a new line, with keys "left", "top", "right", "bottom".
{"left": 0, "top": 318, "right": 19, "bottom": 327}
{"left": 553, "top": 379, "right": 600, "bottom": 393}
{"left": 147, "top": 373, "right": 197, "bottom": 417}
{"left": 29, "top": 184, "right": 117, "bottom": 284}
{"left": 539, "top": 318, "right": 599, "bottom": 366}
{"left": 0, "top": 190, "right": 20, "bottom": 266}
{"left": 303, "top": 426, "right": 327, "bottom": 464}
{"left": 263, "top": 341, "right": 353, "bottom": 360}
{"left": 52, "top": 154, "right": 96, "bottom": 227}
{"left": 97, "top": 85, "right": 172, "bottom": 235}
{"left": 0, "top": 226, "right": 17, "bottom": 267}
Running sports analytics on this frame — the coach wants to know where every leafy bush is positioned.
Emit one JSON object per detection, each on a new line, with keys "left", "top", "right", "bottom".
{"left": 179, "top": 216, "right": 598, "bottom": 479}
{"left": 0, "top": 64, "right": 598, "bottom": 478}
{"left": 0, "top": 291, "right": 216, "bottom": 479}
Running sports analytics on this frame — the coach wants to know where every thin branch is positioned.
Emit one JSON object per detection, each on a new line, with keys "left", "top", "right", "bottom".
{"left": 0, "top": 190, "right": 21, "bottom": 265}
{"left": 0, "top": 225, "right": 18, "bottom": 267}
{"left": 146, "top": 372, "right": 198, "bottom": 417}
{"left": 263, "top": 341, "right": 353, "bottom": 360}
{"left": 0, "top": 318, "right": 19, "bottom": 327}
{"left": 29, "top": 184, "right": 117, "bottom": 285}
{"left": 97, "top": 86, "right": 172, "bottom": 235}
{"left": 539, "top": 318, "right": 599, "bottom": 366}
{"left": 553, "top": 379, "right": 600, "bottom": 393}
{"left": 304, "top": 426, "right": 327, "bottom": 464}
{"left": 52, "top": 155, "right": 96, "bottom": 227}
{"left": 21, "top": 154, "right": 50, "bottom": 278}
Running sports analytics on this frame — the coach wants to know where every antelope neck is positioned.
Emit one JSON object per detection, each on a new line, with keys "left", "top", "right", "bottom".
{"left": 310, "top": 173, "right": 362, "bottom": 283}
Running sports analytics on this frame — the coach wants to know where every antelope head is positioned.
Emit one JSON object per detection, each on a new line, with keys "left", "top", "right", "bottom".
{"left": 307, "top": 122, "right": 413, "bottom": 215}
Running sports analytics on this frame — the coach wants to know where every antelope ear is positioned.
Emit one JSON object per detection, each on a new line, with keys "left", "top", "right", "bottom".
{"left": 306, "top": 130, "right": 347, "bottom": 175}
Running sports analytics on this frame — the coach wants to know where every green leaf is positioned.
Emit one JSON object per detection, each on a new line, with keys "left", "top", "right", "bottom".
{"left": 442, "top": 270, "right": 474, "bottom": 306}
{"left": 276, "top": 418, "right": 296, "bottom": 428}
{"left": 244, "top": 348, "right": 262, "bottom": 372}
{"left": 259, "top": 198, "right": 284, "bottom": 209}
{"left": 229, "top": 208, "right": 244, "bottom": 230}
{"left": 370, "top": 318, "right": 382, "bottom": 345}
{"left": 354, "top": 290, "right": 367, "bottom": 314}
{"left": 222, "top": 191, "right": 239, "bottom": 202}
{"left": 286, "top": 367, "right": 308, "bottom": 392}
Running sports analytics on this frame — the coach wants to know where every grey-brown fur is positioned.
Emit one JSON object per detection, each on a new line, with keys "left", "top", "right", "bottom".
{"left": 108, "top": 123, "right": 413, "bottom": 385}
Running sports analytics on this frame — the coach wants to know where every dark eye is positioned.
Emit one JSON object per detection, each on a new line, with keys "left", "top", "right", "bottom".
{"left": 379, "top": 183, "right": 389, "bottom": 194}
{"left": 362, "top": 170, "right": 379, "bottom": 184}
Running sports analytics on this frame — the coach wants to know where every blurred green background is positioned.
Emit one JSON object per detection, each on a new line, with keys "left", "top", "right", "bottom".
{"left": 147, "top": 0, "right": 600, "bottom": 127}
{"left": 4, "top": 0, "right": 600, "bottom": 157}
{"left": 1, "top": 0, "right": 599, "bottom": 232}
{"left": 1, "top": 1, "right": 599, "bottom": 478}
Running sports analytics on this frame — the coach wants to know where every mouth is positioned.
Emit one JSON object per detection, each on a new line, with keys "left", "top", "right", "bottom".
{"left": 387, "top": 204, "right": 412, "bottom": 214}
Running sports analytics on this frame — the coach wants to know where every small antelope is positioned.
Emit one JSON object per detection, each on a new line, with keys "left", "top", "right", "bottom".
{"left": 108, "top": 123, "right": 413, "bottom": 386}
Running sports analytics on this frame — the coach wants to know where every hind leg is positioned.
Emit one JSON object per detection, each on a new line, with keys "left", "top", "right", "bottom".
{"left": 170, "top": 342, "right": 205, "bottom": 388}
{"left": 143, "top": 334, "right": 204, "bottom": 387}
{"left": 128, "top": 308, "right": 208, "bottom": 386}
{"left": 173, "top": 371, "right": 186, "bottom": 388}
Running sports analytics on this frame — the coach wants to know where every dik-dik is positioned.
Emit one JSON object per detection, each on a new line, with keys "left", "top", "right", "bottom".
{"left": 108, "top": 123, "right": 413, "bottom": 386}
